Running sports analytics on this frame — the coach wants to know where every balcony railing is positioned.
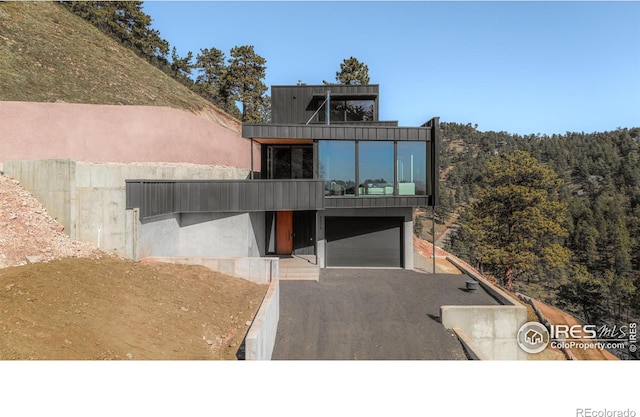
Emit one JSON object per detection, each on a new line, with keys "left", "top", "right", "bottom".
{"left": 126, "top": 179, "right": 325, "bottom": 219}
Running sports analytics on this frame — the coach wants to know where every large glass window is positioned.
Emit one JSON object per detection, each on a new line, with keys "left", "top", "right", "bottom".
{"left": 397, "top": 141, "right": 427, "bottom": 195}
{"left": 318, "top": 99, "right": 375, "bottom": 123}
{"left": 358, "top": 141, "right": 394, "bottom": 196}
{"left": 319, "top": 141, "right": 356, "bottom": 196}
{"left": 267, "top": 145, "right": 313, "bottom": 179}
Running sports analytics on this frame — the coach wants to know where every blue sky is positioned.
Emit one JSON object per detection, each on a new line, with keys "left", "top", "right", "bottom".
{"left": 142, "top": 1, "right": 640, "bottom": 135}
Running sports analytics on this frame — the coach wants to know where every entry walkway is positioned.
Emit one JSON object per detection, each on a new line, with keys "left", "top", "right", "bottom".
{"left": 278, "top": 255, "right": 319, "bottom": 281}
{"left": 272, "top": 268, "right": 500, "bottom": 360}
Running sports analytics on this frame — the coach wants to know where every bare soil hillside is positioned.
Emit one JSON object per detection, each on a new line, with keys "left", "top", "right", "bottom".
{"left": 0, "top": 256, "right": 266, "bottom": 360}
{"left": 0, "top": 174, "right": 266, "bottom": 360}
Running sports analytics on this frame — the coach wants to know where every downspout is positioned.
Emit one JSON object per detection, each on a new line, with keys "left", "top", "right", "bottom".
{"left": 250, "top": 138, "right": 254, "bottom": 180}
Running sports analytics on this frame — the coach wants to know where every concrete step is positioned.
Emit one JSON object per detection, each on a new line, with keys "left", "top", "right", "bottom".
{"left": 278, "top": 256, "right": 319, "bottom": 281}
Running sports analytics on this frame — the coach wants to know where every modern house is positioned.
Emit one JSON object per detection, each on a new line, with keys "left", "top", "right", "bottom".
{"left": 126, "top": 83, "right": 439, "bottom": 269}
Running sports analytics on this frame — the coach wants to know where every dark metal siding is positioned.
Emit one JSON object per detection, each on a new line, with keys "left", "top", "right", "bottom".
{"left": 243, "top": 124, "right": 431, "bottom": 142}
{"left": 325, "top": 217, "right": 402, "bottom": 267}
{"left": 324, "top": 196, "right": 433, "bottom": 208}
{"left": 126, "top": 179, "right": 324, "bottom": 219}
{"left": 271, "top": 84, "right": 380, "bottom": 124}
{"left": 293, "top": 211, "right": 316, "bottom": 256}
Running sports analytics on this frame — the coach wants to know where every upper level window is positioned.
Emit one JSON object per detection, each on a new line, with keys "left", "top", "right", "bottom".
{"left": 358, "top": 141, "right": 394, "bottom": 196}
{"left": 318, "top": 99, "right": 375, "bottom": 123}
{"left": 397, "top": 142, "right": 427, "bottom": 195}
{"left": 319, "top": 141, "right": 355, "bottom": 196}
{"left": 318, "top": 140, "right": 428, "bottom": 198}
{"left": 266, "top": 145, "right": 313, "bottom": 179}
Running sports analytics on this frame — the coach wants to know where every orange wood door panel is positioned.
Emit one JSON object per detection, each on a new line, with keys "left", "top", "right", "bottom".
{"left": 276, "top": 211, "right": 293, "bottom": 254}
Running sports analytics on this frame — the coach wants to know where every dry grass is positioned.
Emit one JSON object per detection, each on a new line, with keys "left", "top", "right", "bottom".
{"left": 0, "top": 2, "right": 236, "bottom": 129}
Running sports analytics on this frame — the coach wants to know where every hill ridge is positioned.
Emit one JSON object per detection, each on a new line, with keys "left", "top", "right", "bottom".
{"left": 0, "top": 2, "right": 239, "bottom": 131}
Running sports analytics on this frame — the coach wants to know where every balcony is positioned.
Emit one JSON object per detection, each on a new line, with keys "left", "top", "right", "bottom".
{"left": 126, "top": 179, "right": 324, "bottom": 220}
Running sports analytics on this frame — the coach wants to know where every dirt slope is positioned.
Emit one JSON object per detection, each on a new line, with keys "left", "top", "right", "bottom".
{"left": 0, "top": 256, "right": 266, "bottom": 360}
{"left": 0, "top": 174, "right": 266, "bottom": 360}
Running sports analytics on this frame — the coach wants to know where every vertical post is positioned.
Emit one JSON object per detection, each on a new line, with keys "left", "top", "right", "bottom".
{"left": 250, "top": 138, "right": 254, "bottom": 180}
{"left": 431, "top": 117, "right": 440, "bottom": 274}
{"left": 393, "top": 141, "right": 397, "bottom": 196}
{"left": 326, "top": 90, "right": 331, "bottom": 126}
{"left": 432, "top": 205, "right": 436, "bottom": 274}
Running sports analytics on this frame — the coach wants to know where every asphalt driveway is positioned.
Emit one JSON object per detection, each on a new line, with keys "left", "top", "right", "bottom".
{"left": 272, "top": 269, "right": 500, "bottom": 360}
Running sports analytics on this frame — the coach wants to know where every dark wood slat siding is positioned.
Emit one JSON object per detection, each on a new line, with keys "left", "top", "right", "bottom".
{"left": 125, "top": 181, "right": 142, "bottom": 210}
{"left": 143, "top": 182, "right": 174, "bottom": 218}
{"left": 310, "top": 84, "right": 379, "bottom": 96}
{"left": 126, "top": 180, "right": 324, "bottom": 219}
{"left": 243, "top": 124, "right": 431, "bottom": 142}
{"left": 324, "top": 196, "right": 431, "bottom": 209}
{"left": 265, "top": 182, "right": 274, "bottom": 210}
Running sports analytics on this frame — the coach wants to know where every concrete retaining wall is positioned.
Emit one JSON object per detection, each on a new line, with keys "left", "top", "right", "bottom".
{"left": 141, "top": 256, "right": 280, "bottom": 360}
{"left": 138, "top": 211, "right": 265, "bottom": 260}
{"left": 0, "top": 101, "right": 260, "bottom": 168}
{"left": 3, "top": 159, "right": 251, "bottom": 258}
{"left": 441, "top": 305, "right": 527, "bottom": 360}
{"left": 245, "top": 277, "right": 279, "bottom": 360}
{"left": 140, "top": 256, "right": 279, "bottom": 285}
{"left": 441, "top": 255, "right": 528, "bottom": 360}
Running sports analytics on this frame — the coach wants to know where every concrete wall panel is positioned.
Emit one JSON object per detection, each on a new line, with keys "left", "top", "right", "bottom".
{"left": 137, "top": 212, "right": 265, "bottom": 260}
{"left": 139, "top": 214, "right": 180, "bottom": 258}
{"left": 4, "top": 159, "right": 252, "bottom": 258}
{"left": 3, "top": 159, "right": 75, "bottom": 236}
{"left": 179, "top": 213, "right": 253, "bottom": 258}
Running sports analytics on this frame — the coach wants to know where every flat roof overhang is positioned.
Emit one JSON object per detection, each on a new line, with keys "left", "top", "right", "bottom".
{"left": 242, "top": 123, "right": 431, "bottom": 142}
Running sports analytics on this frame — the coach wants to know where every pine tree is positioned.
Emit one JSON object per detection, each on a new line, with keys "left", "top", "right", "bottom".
{"left": 170, "top": 47, "right": 193, "bottom": 84}
{"left": 62, "top": 1, "right": 169, "bottom": 63}
{"left": 324, "top": 56, "right": 370, "bottom": 85}
{"left": 227, "top": 45, "right": 268, "bottom": 123}
{"left": 462, "top": 150, "right": 571, "bottom": 289}
{"left": 557, "top": 264, "right": 608, "bottom": 323}
{"left": 193, "top": 47, "right": 236, "bottom": 114}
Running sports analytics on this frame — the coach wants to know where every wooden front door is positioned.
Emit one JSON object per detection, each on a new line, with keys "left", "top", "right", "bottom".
{"left": 276, "top": 211, "right": 293, "bottom": 255}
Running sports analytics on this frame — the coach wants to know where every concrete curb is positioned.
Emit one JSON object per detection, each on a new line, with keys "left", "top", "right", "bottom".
{"left": 441, "top": 255, "right": 528, "bottom": 360}
{"left": 452, "top": 328, "right": 490, "bottom": 360}
{"left": 446, "top": 256, "right": 521, "bottom": 306}
{"left": 516, "top": 293, "right": 576, "bottom": 360}
{"left": 245, "top": 276, "right": 279, "bottom": 360}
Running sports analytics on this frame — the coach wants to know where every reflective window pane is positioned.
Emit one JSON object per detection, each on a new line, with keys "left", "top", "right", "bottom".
{"left": 267, "top": 145, "right": 313, "bottom": 179}
{"left": 319, "top": 141, "right": 355, "bottom": 196}
{"left": 270, "top": 146, "right": 291, "bottom": 179}
{"left": 346, "top": 100, "right": 374, "bottom": 121}
{"left": 397, "top": 141, "right": 427, "bottom": 195}
{"left": 359, "top": 141, "right": 394, "bottom": 196}
{"left": 318, "top": 99, "right": 375, "bottom": 123}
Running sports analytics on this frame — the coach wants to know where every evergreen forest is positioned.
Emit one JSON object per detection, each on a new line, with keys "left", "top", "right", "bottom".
{"left": 441, "top": 123, "right": 640, "bottom": 338}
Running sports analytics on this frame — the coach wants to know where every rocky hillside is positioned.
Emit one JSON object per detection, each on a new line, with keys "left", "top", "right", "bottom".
{"left": 0, "top": 174, "right": 96, "bottom": 268}
{"left": 0, "top": 2, "right": 238, "bottom": 131}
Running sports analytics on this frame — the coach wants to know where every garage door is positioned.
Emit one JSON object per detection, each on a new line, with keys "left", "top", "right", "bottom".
{"left": 325, "top": 217, "right": 402, "bottom": 267}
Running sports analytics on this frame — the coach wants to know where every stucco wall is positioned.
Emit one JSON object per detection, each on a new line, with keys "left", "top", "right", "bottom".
{"left": 0, "top": 101, "right": 260, "bottom": 169}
